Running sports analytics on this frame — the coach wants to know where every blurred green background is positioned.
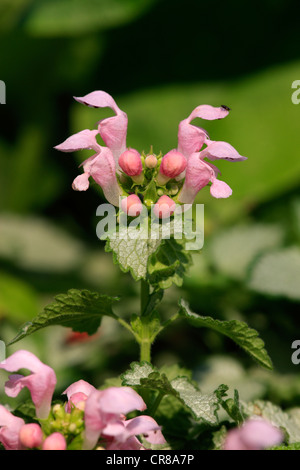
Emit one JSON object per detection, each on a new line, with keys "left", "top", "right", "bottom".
{"left": 0, "top": 0, "right": 300, "bottom": 409}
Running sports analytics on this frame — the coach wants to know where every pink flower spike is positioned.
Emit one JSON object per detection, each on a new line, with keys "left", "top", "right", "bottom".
{"left": 19, "top": 423, "right": 43, "bottom": 449}
{"left": 200, "top": 140, "right": 247, "bottom": 162}
{"left": 153, "top": 195, "right": 176, "bottom": 219}
{"left": 224, "top": 419, "right": 283, "bottom": 451}
{"left": 75, "top": 91, "right": 128, "bottom": 164}
{"left": 83, "top": 387, "right": 146, "bottom": 450}
{"left": 0, "top": 350, "right": 57, "bottom": 420}
{"left": 42, "top": 432, "right": 67, "bottom": 451}
{"left": 0, "top": 405, "right": 25, "bottom": 450}
{"left": 119, "top": 149, "right": 143, "bottom": 176}
{"left": 121, "top": 195, "right": 143, "bottom": 217}
{"left": 54, "top": 129, "right": 100, "bottom": 153}
{"left": 178, "top": 105, "right": 229, "bottom": 159}
{"left": 157, "top": 150, "right": 187, "bottom": 185}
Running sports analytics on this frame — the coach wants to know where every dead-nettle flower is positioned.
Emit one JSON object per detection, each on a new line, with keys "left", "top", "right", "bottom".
{"left": 223, "top": 418, "right": 283, "bottom": 451}
{"left": 42, "top": 433, "right": 67, "bottom": 451}
{"left": 0, "top": 350, "right": 57, "bottom": 420}
{"left": 0, "top": 406, "right": 25, "bottom": 450}
{"left": 19, "top": 423, "right": 44, "bottom": 449}
{"left": 55, "top": 91, "right": 246, "bottom": 214}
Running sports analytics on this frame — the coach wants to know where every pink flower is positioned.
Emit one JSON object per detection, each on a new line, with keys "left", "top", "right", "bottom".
{"left": 19, "top": 423, "right": 43, "bottom": 449}
{"left": 121, "top": 194, "right": 143, "bottom": 217}
{"left": 63, "top": 379, "right": 96, "bottom": 413}
{"left": 119, "top": 149, "right": 143, "bottom": 178}
{"left": 0, "top": 350, "right": 57, "bottom": 419}
{"left": 55, "top": 91, "right": 128, "bottom": 206}
{"left": 157, "top": 150, "right": 187, "bottom": 185}
{"left": 83, "top": 386, "right": 165, "bottom": 450}
{"left": 153, "top": 195, "right": 176, "bottom": 219}
{"left": 0, "top": 406, "right": 25, "bottom": 450}
{"left": 177, "top": 104, "right": 246, "bottom": 203}
{"left": 224, "top": 419, "right": 283, "bottom": 450}
{"left": 42, "top": 432, "right": 67, "bottom": 450}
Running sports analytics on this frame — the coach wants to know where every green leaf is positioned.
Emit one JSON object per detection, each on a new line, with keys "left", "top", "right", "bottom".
{"left": 271, "top": 443, "right": 300, "bottom": 451}
{"left": 148, "top": 238, "right": 193, "bottom": 289}
{"left": 218, "top": 389, "right": 245, "bottom": 426}
{"left": 24, "top": 0, "right": 157, "bottom": 37}
{"left": 0, "top": 272, "right": 38, "bottom": 322}
{"left": 248, "top": 247, "right": 300, "bottom": 301}
{"left": 8, "top": 289, "right": 119, "bottom": 345}
{"left": 121, "top": 362, "right": 225, "bottom": 425}
{"left": 141, "top": 289, "right": 164, "bottom": 317}
{"left": 105, "top": 225, "right": 162, "bottom": 281}
{"left": 242, "top": 400, "right": 300, "bottom": 444}
{"left": 178, "top": 299, "right": 273, "bottom": 370}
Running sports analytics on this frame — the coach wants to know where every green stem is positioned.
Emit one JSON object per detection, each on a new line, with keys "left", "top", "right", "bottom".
{"left": 140, "top": 339, "right": 151, "bottom": 362}
{"left": 140, "top": 279, "right": 150, "bottom": 316}
{"left": 148, "top": 392, "right": 165, "bottom": 417}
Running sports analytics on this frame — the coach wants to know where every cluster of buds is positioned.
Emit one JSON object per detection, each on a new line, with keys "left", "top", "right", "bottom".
{"left": 55, "top": 91, "right": 246, "bottom": 220}
{"left": 0, "top": 350, "right": 165, "bottom": 450}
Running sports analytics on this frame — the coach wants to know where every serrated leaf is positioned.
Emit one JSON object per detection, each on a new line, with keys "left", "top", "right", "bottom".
{"left": 242, "top": 400, "right": 300, "bottom": 444}
{"left": 121, "top": 362, "right": 224, "bottom": 425}
{"left": 179, "top": 299, "right": 273, "bottom": 370}
{"left": 141, "top": 289, "right": 164, "bottom": 317}
{"left": 105, "top": 225, "right": 162, "bottom": 281}
{"left": 8, "top": 289, "right": 119, "bottom": 345}
{"left": 248, "top": 247, "right": 300, "bottom": 301}
{"left": 271, "top": 443, "right": 300, "bottom": 450}
{"left": 148, "top": 238, "right": 193, "bottom": 289}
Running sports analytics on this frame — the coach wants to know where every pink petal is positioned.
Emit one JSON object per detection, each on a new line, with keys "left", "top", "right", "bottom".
{"left": 54, "top": 129, "right": 100, "bottom": 153}
{"left": 240, "top": 419, "right": 283, "bottom": 450}
{"left": 97, "top": 387, "right": 146, "bottom": 415}
{"left": 63, "top": 380, "right": 96, "bottom": 400}
{"left": 200, "top": 140, "right": 247, "bottom": 162}
{"left": 106, "top": 436, "right": 144, "bottom": 450}
{"left": 75, "top": 91, "right": 128, "bottom": 163}
{"left": 0, "top": 405, "right": 25, "bottom": 450}
{"left": 125, "top": 416, "right": 166, "bottom": 445}
{"left": 72, "top": 172, "right": 90, "bottom": 191}
{"left": 178, "top": 105, "right": 229, "bottom": 159}
{"left": 210, "top": 178, "right": 232, "bottom": 198}
{"left": 89, "top": 148, "right": 122, "bottom": 206}
{"left": 0, "top": 350, "right": 56, "bottom": 420}
{"left": 178, "top": 154, "right": 213, "bottom": 204}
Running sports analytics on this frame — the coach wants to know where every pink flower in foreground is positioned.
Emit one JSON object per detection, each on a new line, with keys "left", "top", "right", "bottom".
{"left": 0, "top": 350, "right": 57, "bottom": 419}
{"left": 19, "top": 423, "right": 43, "bottom": 449}
{"left": 157, "top": 150, "right": 187, "bottom": 186}
{"left": 121, "top": 194, "right": 143, "bottom": 217}
{"left": 224, "top": 419, "right": 283, "bottom": 450}
{"left": 83, "top": 386, "right": 165, "bottom": 450}
{"left": 0, "top": 406, "right": 25, "bottom": 450}
{"left": 42, "top": 432, "right": 67, "bottom": 450}
{"left": 177, "top": 104, "right": 246, "bottom": 203}
{"left": 63, "top": 379, "right": 96, "bottom": 413}
{"left": 153, "top": 195, "right": 176, "bottom": 219}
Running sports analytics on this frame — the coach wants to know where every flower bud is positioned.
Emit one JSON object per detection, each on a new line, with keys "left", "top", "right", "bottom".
{"left": 145, "top": 154, "right": 158, "bottom": 169}
{"left": 66, "top": 392, "right": 88, "bottom": 413}
{"left": 42, "top": 432, "right": 67, "bottom": 451}
{"left": 119, "top": 149, "right": 143, "bottom": 176}
{"left": 121, "top": 194, "right": 143, "bottom": 217}
{"left": 157, "top": 150, "right": 187, "bottom": 185}
{"left": 153, "top": 195, "right": 176, "bottom": 219}
{"left": 19, "top": 423, "right": 43, "bottom": 449}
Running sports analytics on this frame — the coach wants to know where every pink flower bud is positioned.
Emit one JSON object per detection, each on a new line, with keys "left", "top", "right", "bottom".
{"left": 153, "top": 195, "right": 176, "bottom": 219}
{"left": 121, "top": 194, "right": 143, "bottom": 217}
{"left": 119, "top": 149, "right": 142, "bottom": 176}
{"left": 66, "top": 392, "right": 88, "bottom": 412}
{"left": 158, "top": 150, "right": 187, "bottom": 183}
{"left": 19, "top": 423, "right": 43, "bottom": 449}
{"left": 42, "top": 432, "right": 67, "bottom": 451}
{"left": 145, "top": 154, "right": 158, "bottom": 169}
